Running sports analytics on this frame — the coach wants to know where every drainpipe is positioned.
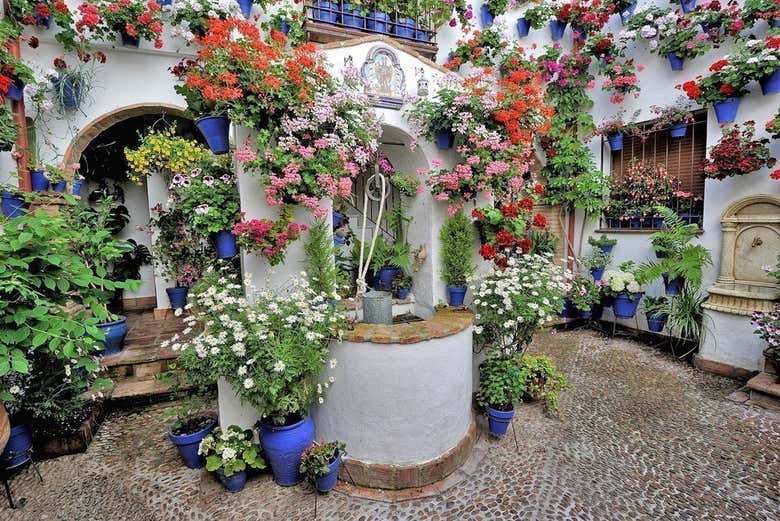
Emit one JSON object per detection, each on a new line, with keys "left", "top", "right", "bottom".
{"left": 3, "top": 1, "right": 31, "bottom": 191}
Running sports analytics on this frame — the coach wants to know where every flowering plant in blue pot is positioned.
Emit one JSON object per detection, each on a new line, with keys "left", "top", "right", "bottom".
{"left": 477, "top": 353, "right": 529, "bottom": 436}
{"left": 602, "top": 261, "right": 646, "bottom": 318}
{"left": 299, "top": 439, "right": 345, "bottom": 493}
{"left": 200, "top": 425, "right": 266, "bottom": 493}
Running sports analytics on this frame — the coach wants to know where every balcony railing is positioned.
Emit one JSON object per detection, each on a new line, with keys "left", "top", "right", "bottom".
{"left": 303, "top": 1, "right": 438, "bottom": 58}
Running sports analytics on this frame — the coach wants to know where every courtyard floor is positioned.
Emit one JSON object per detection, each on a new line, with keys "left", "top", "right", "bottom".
{"left": 3, "top": 330, "right": 779, "bottom": 521}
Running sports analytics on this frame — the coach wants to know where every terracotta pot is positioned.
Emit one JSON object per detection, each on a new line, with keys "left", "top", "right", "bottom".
{"left": 0, "top": 403, "right": 10, "bottom": 455}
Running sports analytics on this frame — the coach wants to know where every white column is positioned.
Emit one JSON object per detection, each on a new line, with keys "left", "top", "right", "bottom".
{"left": 146, "top": 172, "right": 173, "bottom": 314}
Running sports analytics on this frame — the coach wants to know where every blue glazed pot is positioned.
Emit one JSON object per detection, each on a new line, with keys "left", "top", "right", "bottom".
{"left": 97, "top": 316, "right": 128, "bottom": 356}
{"left": 394, "top": 17, "right": 416, "bottom": 39}
{"left": 216, "top": 468, "right": 247, "bottom": 492}
{"left": 258, "top": 415, "right": 315, "bottom": 486}
{"left": 0, "top": 424, "right": 33, "bottom": 469}
{"left": 196, "top": 115, "right": 230, "bottom": 155}
{"left": 237, "top": 0, "right": 252, "bottom": 18}
{"left": 580, "top": 309, "right": 592, "bottom": 320}
{"left": 667, "top": 53, "right": 684, "bottom": 71}
{"left": 598, "top": 244, "right": 614, "bottom": 254}
{"left": 590, "top": 266, "right": 605, "bottom": 281}
{"left": 366, "top": 11, "right": 390, "bottom": 33}
{"left": 774, "top": 18, "right": 780, "bottom": 28}
{"left": 396, "top": 287, "right": 410, "bottom": 300}
{"left": 549, "top": 20, "right": 567, "bottom": 41}
{"left": 120, "top": 31, "right": 139, "bottom": 47}
{"left": 663, "top": 274, "right": 685, "bottom": 296}
{"left": 590, "top": 304, "right": 604, "bottom": 320}
{"left": 613, "top": 292, "right": 642, "bottom": 319}
{"left": 52, "top": 75, "right": 84, "bottom": 109}
{"left": 341, "top": 4, "right": 363, "bottom": 29}
{"left": 480, "top": 5, "right": 494, "bottom": 27}
{"left": 435, "top": 130, "right": 455, "bottom": 149}
{"left": 670, "top": 122, "right": 687, "bottom": 138}
{"left": 607, "top": 133, "right": 623, "bottom": 151}
{"left": 619, "top": 2, "right": 636, "bottom": 24}
{"left": 35, "top": 14, "right": 52, "bottom": 27}
{"left": 376, "top": 266, "right": 399, "bottom": 291}
{"left": 213, "top": 230, "right": 237, "bottom": 258}
{"left": 447, "top": 285, "right": 467, "bottom": 307}
{"left": 52, "top": 181, "right": 66, "bottom": 192}
{"left": 6, "top": 77, "right": 24, "bottom": 101}
{"left": 280, "top": 20, "right": 290, "bottom": 34}
{"left": 1, "top": 191, "right": 29, "bottom": 218}
{"left": 168, "top": 418, "right": 217, "bottom": 469}
{"left": 713, "top": 97, "right": 740, "bottom": 124}
{"left": 30, "top": 169, "right": 49, "bottom": 191}
{"left": 315, "top": 452, "right": 341, "bottom": 492}
{"left": 680, "top": 0, "right": 696, "bottom": 13}
{"left": 72, "top": 179, "right": 83, "bottom": 196}
{"left": 759, "top": 69, "right": 780, "bottom": 95}
{"left": 166, "top": 287, "right": 189, "bottom": 310}
{"left": 486, "top": 405, "right": 514, "bottom": 436}
{"left": 516, "top": 17, "right": 530, "bottom": 37}
{"left": 312, "top": 0, "right": 337, "bottom": 23}
{"left": 600, "top": 294, "right": 615, "bottom": 308}
{"left": 646, "top": 312, "right": 668, "bottom": 333}
{"left": 560, "top": 297, "right": 579, "bottom": 318}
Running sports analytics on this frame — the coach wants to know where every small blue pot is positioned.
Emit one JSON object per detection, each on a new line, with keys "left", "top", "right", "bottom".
{"left": 0, "top": 424, "right": 33, "bottom": 469}
{"left": 480, "top": 5, "right": 494, "bottom": 27}
{"left": 560, "top": 297, "right": 579, "bottom": 318}
{"left": 376, "top": 267, "right": 399, "bottom": 291}
{"left": 663, "top": 274, "right": 685, "bottom": 296}
{"left": 680, "top": 0, "right": 696, "bottom": 13}
{"left": 312, "top": 0, "right": 337, "bottom": 23}
{"left": 168, "top": 418, "right": 217, "bottom": 469}
{"left": 97, "top": 316, "right": 128, "bottom": 356}
{"left": 447, "top": 285, "right": 467, "bottom": 307}
{"left": 280, "top": 20, "right": 290, "bottom": 34}
{"left": 670, "top": 122, "right": 687, "bottom": 138}
{"left": 30, "top": 169, "right": 49, "bottom": 191}
{"left": 315, "top": 453, "right": 341, "bottom": 493}
{"left": 366, "top": 11, "right": 390, "bottom": 32}
{"left": 196, "top": 115, "right": 230, "bottom": 155}
{"left": 52, "top": 180, "right": 66, "bottom": 192}
{"left": 1, "top": 191, "right": 29, "bottom": 218}
{"left": 435, "top": 130, "right": 454, "bottom": 149}
{"left": 713, "top": 97, "right": 740, "bottom": 124}
{"left": 166, "top": 287, "right": 189, "bottom": 310}
{"left": 759, "top": 69, "right": 780, "bottom": 95}
{"left": 217, "top": 468, "right": 247, "bottom": 492}
{"left": 213, "top": 230, "right": 237, "bottom": 258}
{"left": 35, "top": 14, "right": 52, "bottom": 28}
{"left": 607, "top": 133, "right": 623, "bottom": 151}
{"left": 590, "top": 304, "right": 604, "bottom": 320}
{"left": 396, "top": 287, "right": 410, "bottom": 300}
{"left": 486, "top": 405, "right": 514, "bottom": 436}
{"left": 549, "top": 20, "right": 567, "bottom": 41}
{"left": 580, "top": 309, "right": 592, "bottom": 320}
{"left": 590, "top": 266, "right": 605, "bottom": 281}
{"left": 613, "top": 292, "right": 642, "bottom": 319}
{"left": 773, "top": 18, "right": 780, "bottom": 28}
{"left": 237, "top": 0, "right": 252, "bottom": 18}
{"left": 516, "top": 17, "right": 530, "bottom": 37}
{"left": 646, "top": 312, "right": 668, "bottom": 333}
{"left": 6, "top": 77, "right": 24, "bottom": 101}
{"left": 598, "top": 244, "right": 614, "bottom": 254}
{"left": 394, "top": 17, "right": 416, "bottom": 39}
{"left": 667, "top": 53, "right": 684, "bottom": 71}
{"left": 72, "top": 179, "right": 84, "bottom": 195}
{"left": 120, "top": 31, "right": 139, "bottom": 47}
{"left": 341, "top": 4, "right": 363, "bottom": 29}
{"left": 258, "top": 416, "right": 315, "bottom": 486}
{"left": 52, "top": 75, "right": 84, "bottom": 109}
{"left": 619, "top": 2, "right": 636, "bottom": 24}
{"left": 630, "top": 216, "right": 643, "bottom": 229}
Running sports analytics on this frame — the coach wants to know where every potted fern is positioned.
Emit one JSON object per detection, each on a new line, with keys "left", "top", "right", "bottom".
{"left": 644, "top": 296, "right": 669, "bottom": 333}
{"left": 439, "top": 211, "right": 476, "bottom": 307}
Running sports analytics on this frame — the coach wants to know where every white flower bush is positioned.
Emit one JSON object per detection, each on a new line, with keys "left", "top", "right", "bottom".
{"left": 602, "top": 261, "right": 645, "bottom": 297}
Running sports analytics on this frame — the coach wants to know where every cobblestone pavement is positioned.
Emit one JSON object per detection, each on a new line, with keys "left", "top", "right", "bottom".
{"left": 4, "top": 330, "right": 779, "bottom": 521}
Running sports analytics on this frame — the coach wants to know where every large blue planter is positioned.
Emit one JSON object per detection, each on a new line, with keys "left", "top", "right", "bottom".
{"left": 680, "top": 0, "right": 696, "bottom": 12}
{"left": 480, "top": 5, "right": 494, "bottom": 27}
{"left": 613, "top": 292, "right": 642, "bottom": 319}
{"left": 196, "top": 115, "right": 230, "bottom": 155}
{"left": 258, "top": 415, "right": 315, "bottom": 486}
{"left": 97, "top": 316, "right": 128, "bottom": 356}
{"left": 663, "top": 274, "right": 685, "bottom": 296}
{"left": 237, "top": 0, "right": 252, "bottom": 18}
{"left": 52, "top": 180, "right": 66, "bottom": 192}
{"left": 646, "top": 312, "right": 668, "bottom": 333}
{"left": 376, "top": 266, "right": 399, "bottom": 291}
{"left": 30, "top": 169, "right": 49, "bottom": 191}
{"left": 549, "top": 20, "right": 567, "bottom": 41}
{"left": 560, "top": 297, "right": 579, "bottom": 318}
{"left": 312, "top": 0, "right": 337, "bottom": 23}
{"left": 52, "top": 75, "right": 84, "bottom": 109}
{"left": 213, "top": 229, "right": 237, "bottom": 258}
{"left": 670, "top": 122, "right": 687, "bottom": 138}
{"left": 590, "top": 266, "right": 605, "bottom": 281}
{"left": 619, "top": 2, "right": 636, "bottom": 24}
{"left": 447, "top": 285, "right": 467, "bottom": 307}
{"left": 6, "top": 77, "right": 24, "bottom": 101}
{"left": 394, "top": 18, "right": 416, "bottom": 39}
{"left": 1, "top": 191, "right": 29, "bottom": 218}
{"left": 516, "top": 17, "right": 530, "bottom": 37}
{"left": 486, "top": 405, "right": 514, "bottom": 436}
{"left": 168, "top": 418, "right": 217, "bottom": 469}
{"left": 598, "top": 244, "right": 614, "bottom": 254}
{"left": 216, "top": 468, "right": 247, "bottom": 492}
{"left": 341, "top": 4, "right": 363, "bottom": 29}
{"left": 166, "top": 286, "right": 189, "bottom": 310}
{"left": 435, "top": 130, "right": 454, "bottom": 149}
{"left": 0, "top": 424, "right": 33, "bottom": 469}
{"left": 366, "top": 11, "right": 390, "bottom": 33}
{"left": 667, "top": 53, "right": 684, "bottom": 71}
{"left": 713, "top": 97, "right": 740, "bottom": 124}
{"left": 315, "top": 453, "right": 341, "bottom": 492}
{"left": 607, "top": 133, "right": 623, "bottom": 151}
{"left": 759, "top": 69, "right": 780, "bottom": 95}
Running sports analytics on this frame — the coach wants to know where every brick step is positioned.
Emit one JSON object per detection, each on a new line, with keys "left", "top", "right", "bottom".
{"left": 107, "top": 375, "right": 188, "bottom": 408}
{"left": 101, "top": 345, "right": 178, "bottom": 379}
{"left": 745, "top": 372, "right": 780, "bottom": 412}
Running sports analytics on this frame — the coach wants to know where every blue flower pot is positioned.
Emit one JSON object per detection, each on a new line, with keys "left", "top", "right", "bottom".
{"left": 52, "top": 180, "right": 66, "bottom": 192}
{"left": 213, "top": 229, "right": 237, "bottom": 258}
{"left": 166, "top": 287, "right": 189, "bottom": 310}
{"left": 759, "top": 69, "right": 780, "bottom": 95}
{"left": 590, "top": 267, "right": 605, "bottom": 281}
{"left": 159, "top": 0, "right": 172, "bottom": 5}
{"left": 315, "top": 453, "right": 341, "bottom": 492}
{"left": 0, "top": 424, "right": 33, "bottom": 469}
{"left": 341, "top": 4, "right": 363, "bottom": 29}
{"left": 549, "top": 20, "right": 567, "bottom": 41}
{"left": 678, "top": 212, "right": 701, "bottom": 226}
{"left": 667, "top": 53, "right": 684, "bottom": 71}
{"left": 216, "top": 468, "right": 247, "bottom": 492}
{"left": 613, "top": 292, "right": 642, "bottom": 319}
{"left": 590, "top": 304, "right": 604, "bottom": 320}
{"left": 120, "top": 31, "right": 139, "bottom": 47}
{"left": 312, "top": 0, "right": 337, "bottom": 23}
{"left": 713, "top": 97, "right": 740, "bottom": 124}
{"left": 447, "top": 285, "right": 467, "bottom": 307}
{"left": 435, "top": 130, "right": 454, "bottom": 149}
{"left": 376, "top": 266, "right": 399, "bottom": 291}
{"left": 97, "top": 316, "right": 128, "bottom": 356}
{"left": 486, "top": 405, "right": 514, "bottom": 436}
{"left": 366, "top": 11, "right": 390, "bottom": 32}
{"left": 663, "top": 274, "right": 685, "bottom": 296}
{"left": 72, "top": 179, "right": 83, "bottom": 196}
{"left": 601, "top": 295, "right": 615, "bottom": 308}
{"left": 598, "top": 244, "right": 614, "bottom": 254}
{"left": 680, "top": 0, "right": 696, "bottom": 13}
{"left": 480, "top": 5, "right": 494, "bottom": 27}
{"left": 630, "top": 216, "right": 643, "bottom": 229}
{"left": 52, "top": 75, "right": 84, "bottom": 109}
{"left": 1, "top": 191, "right": 29, "bottom": 218}
{"left": 35, "top": 14, "right": 52, "bottom": 28}
{"left": 607, "top": 133, "right": 623, "bottom": 151}
{"left": 607, "top": 218, "right": 621, "bottom": 229}
{"left": 237, "top": 0, "right": 252, "bottom": 18}
{"left": 560, "top": 297, "right": 579, "bottom": 318}
{"left": 516, "top": 17, "right": 530, "bottom": 37}
{"left": 6, "top": 77, "right": 24, "bottom": 101}
{"left": 619, "top": 2, "right": 636, "bottom": 24}
{"left": 580, "top": 309, "right": 592, "bottom": 320}
{"left": 30, "top": 169, "right": 49, "bottom": 191}
{"left": 773, "top": 18, "right": 780, "bottom": 28}
{"left": 416, "top": 27, "right": 430, "bottom": 42}
{"left": 646, "top": 312, "right": 668, "bottom": 333}
{"left": 258, "top": 415, "right": 315, "bottom": 486}
{"left": 196, "top": 115, "right": 230, "bottom": 155}
{"left": 394, "top": 17, "right": 416, "bottom": 39}
{"left": 280, "top": 20, "right": 290, "bottom": 34}
{"left": 396, "top": 287, "right": 410, "bottom": 300}
{"left": 670, "top": 122, "right": 687, "bottom": 138}
{"left": 168, "top": 418, "right": 217, "bottom": 469}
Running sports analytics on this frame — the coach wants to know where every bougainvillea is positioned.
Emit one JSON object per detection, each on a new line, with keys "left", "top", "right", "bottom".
{"left": 702, "top": 122, "right": 776, "bottom": 180}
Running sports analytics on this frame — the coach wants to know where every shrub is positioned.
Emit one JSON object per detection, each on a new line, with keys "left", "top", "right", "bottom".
{"left": 439, "top": 211, "right": 476, "bottom": 287}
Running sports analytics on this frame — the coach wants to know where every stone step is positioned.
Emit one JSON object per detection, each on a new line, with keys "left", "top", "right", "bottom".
{"left": 107, "top": 375, "right": 182, "bottom": 407}
{"left": 745, "top": 372, "right": 780, "bottom": 412}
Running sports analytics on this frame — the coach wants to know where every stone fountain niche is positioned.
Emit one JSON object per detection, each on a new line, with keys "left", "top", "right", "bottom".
{"left": 699, "top": 195, "right": 780, "bottom": 373}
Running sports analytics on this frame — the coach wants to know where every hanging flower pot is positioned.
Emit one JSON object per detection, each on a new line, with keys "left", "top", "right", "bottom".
{"left": 196, "top": 115, "right": 230, "bottom": 155}
{"left": 167, "top": 417, "right": 217, "bottom": 469}
{"left": 713, "top": 97, "right": 741, "bottom": 124}
{"left": 216, "top": 468, "right": 248, "bottom": 492}
{"left": 30, "top": 169, "right": 49, "bottom": 191}
{"left": 96, "top": 316, "right": 128, "bottom": 356}
{"left": 516, "top": 17, "right": 530, "bottom": 37}
{"left": 35, "top": 14, "right": 52, "bottom": 28}
{"left": 646, "top": 312, "right": 668, "bottom": 333}
{"left": 51, "top": 75, "right": 85, "bottom": 109}
{"left": 446, "top": 285, "right": 467, "bottom": 307}
{"left": 590, "top": 266, "right": 605, "bottom": 281}
{"left": 619, "top": 2, "right": 637, "bottom": 24}
{"left": 166, "top": 287, "right": 189, "bottom": 310}
{"left": 0, "top": 424, "right": 33, "bottom": 469}
{"left": 435, "top": 130, "right": 455, "bottom": 149}
{"left": 257, "top": 416, "right": 315, "bottom": 486}
{"left": 680, "top": 0, "right": 696, "bottom": 13}
{"left": 212, "top": 230, "right": 237, "bottom": 258}
{"left": 607, "top": 133, "right": 623, "bottom": 151}
{"left": 549, "top": 20, "right": 567, "bottom": 40}
{"left": 486, "top": 405, "right": 514, "bottom": 436}
{"left": 613, "top": 292, "right": 643, "bottom": 319}
{"left": 237, "top": 0, "right": 253, "bottom": 18}
{"left": 480, "top": 5, "right": 494, "bottom": 27}
{"left": 72, "top": 178, "right": 84, "bottom": 196}
{"left": 315, "top": 452, "right": 342, "bottom": 493}
{"left": 312, "top": 0, "right": 337, "bottom": 23}
{"left": 341, "top": 3, "right": 363, "bottom": 29}
{"left": 120, "top": 30, "right": 140, "bottom": 47}
{"left": 394, "top": 17, "right": 416, "bottom": 39}
{"left": 759, "top": 69, "right": 780, "bottom": 95}
{"left": 1, "top": 191, "right": 29, "bottom": 218}
{"left": 667, "top": 53, "right": 684, "bottom": 71}
{"left": 6, "top": 77, "right": 24, "bottom": 101}
{"left": 662, "top": 274, "right": 685, "bottom": 296}
{"left": 366, "top": 11, "right": 390, "bottom": 33}
{"left": 669, "top": 122, "right": 687, "bottom": 138}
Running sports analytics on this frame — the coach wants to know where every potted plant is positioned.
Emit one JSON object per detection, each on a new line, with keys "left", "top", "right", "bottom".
{"left": 369, "top": 235, "right": 412, "bottom": 291}
{"left": 548, "top": 2, "right": 572, "bottom": 40}
{"left": 673, "top": 190, "right": 703, "bottom": 226}
{"left": 263, "top": 0, "right": 305, "bottom": 45}
{"left": 233, "top": 206, "right": 308, "bottom": 267}
{"left": 299, "top": 440, "right": 345, "bottom": 493}
{"left": 47, "top": 56, "right": 99, "bottom": 111}
{"left": 516, "top": 354, "right": 570, "bottom": 414}
{"left": 644, "top": 296, "right": 668, "bottom": 333}
{"left": 742, "top": 0, "right": 780, "bottom": 27}
{"left": 730, "top": 34, "right": 780, "bottom": 96}
{"left": 403, "top": 77, "right": 463, "bottom": 149}
{"left": 391, "top": 270, "right": 413, "bottom": 299}
{"left": 654, "top": 12, "right": 713, "bottom": 71}
{"left": 587, "top": 234, "right": 617, "bottom": 254}
{"left": 567, "top": 0, "right": 611, "bottom": 44}
{"left": 677, "top": 58, "right": 750, "bottom": 124}
{"left": 579, "top": 248, "right": 613, "bottom": 282}
{"left": 608, "top": 0, "right": 638, "bottom": 24}
{"left": 568, "top": 275, "right": 599, "bottom": 319}
{"left": 523, "top": 2, "right": 554, "bottom": 32}
{"left": 595, "top": 110, "right": 638, "bottom": 151}
{"left": 663, "top": 285, "right": 707, "bottom": 348}
{"left": 480, "top": 0, "right": 510, "bottom": 27}
{"left": 199, "top": 425, "right": 265, "bottom": 492}
{"left": 0, "top": 182, "right": 33, "bottom": 218}
{"left": 649, "top": 101, "right": 695, "bottom": 139}
{"left": 701, "top": 122, "right": 775, "bottom": 180}
{"left": 86, "top": 0, "right": 165, "bottom": 48}
{"left": 600, "top": 58, "right": 643, "bottom": 104}
{"left": 606, "top": 161, "right": 680, "bottom": 228}
{"left": 444, "top": 26, "right": 505, "bottom": 70}
{"left": 690, "top": 0, "right": 742, "bottom": 37}
{"left": 477, "top": 353, "right": 528, "bottom": 436}
{"left": 43, "top": 161, "right": 80, "bottom": 193}
{"left": 752, "top": 304, "right": 780, "bottom": 381}
{"left": 170, "top": 0, "right": 242, "bottom": 41}
{"left": 602, "top": 261, "right": 645, "bottom": 318}
{"left": 124, "top": 125, "right": 209, "bottom": 185}
{"left": 440, "top": 211, "right": 476, "bottom": 307}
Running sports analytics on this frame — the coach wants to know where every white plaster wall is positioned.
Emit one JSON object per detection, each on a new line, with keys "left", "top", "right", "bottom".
{"left": 699, "top": 309, "right": 768, "bottom": 371}
{"left": 312, "top": 328, "right": 473, "bottom": 464}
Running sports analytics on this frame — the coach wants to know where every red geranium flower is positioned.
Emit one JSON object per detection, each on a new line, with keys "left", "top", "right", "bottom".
{"left": 709, "top": 59, "right": 729, "bottom": 72}
{"left": 532, "top": 213, "right": 547, "bottom": 229}
{"left": 517, "top": 236, "right": 532, "bottom": 254}
{"left": 471, "top": 208, "right": 484, "bottom": 220}
{"left": 720, "top": 83, "right": 737, "bottom": 96}
{"left": 495, "top": 230, "right": 516, "bottom": 247}
{"left": 501, "top": 204, "right": 519, "bottom": 218}
{"left": 518, "top": 197, "right": 534, "bottom": 211}
{"left": 479, "top": 243, "right": 497, "bottom": 260}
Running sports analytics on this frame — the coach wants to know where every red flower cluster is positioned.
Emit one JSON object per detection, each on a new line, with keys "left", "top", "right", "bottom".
{"left": 532, "top": 213, "right": 547, "bottom": 229}
{"left": 702, "top": 121, "right": 776, "bottom": 180}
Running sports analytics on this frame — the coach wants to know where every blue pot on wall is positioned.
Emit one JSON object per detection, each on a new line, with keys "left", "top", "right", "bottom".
{"left": 312, "top": 0, "right": 338, "bottom": 23}
{"left": 680, "top": 0, "right": 696, "bottom": 13}
{"left": 447, "top": 285, "right": 467, "bottom": 307}
{"left": 759, "top": 69, "right": 780, "bottom": 95}
{"left": 486, "top": 405, "right": 514, "bottom": 436}
{"left": 315, "top": 452, "right": 341, "bottom": 492}
{"left": 52, "top": 181, "right": 66, "bottom": 192}
{"left": 1, "top": 191, "right": 29, "bottom": 218}
{"left": 166, "top": 287, "right": 189, "bottom": 309}
{"left": 52, "top": 75, "right": 84, "bottom": 109}
{"left": 549, "top": 20, "right": 567, "bottom": 40}
{"left": 713, "top": 97, "right": 740, "bottom": 124}
{"left": 646, "top": 312, "right": 668, "bottom": 333}
{"left": 663, "top": 274, "right": 685, "bottom": 296}
{"left": 341, "top": 4, "right": 363, "bottom": 29}
{"left": 6, "top": 77, "right": 24, "bottom": 101}
{"left": 394, "top": 17, "right": 416, "bottom": 39}
{"left": 257, "top": 416, "right": 315, "bottom": 486}
{"left": 216, "top": 469, "right": 248, "bottom": 492}
{"left": 619, "top": 2, "right": 636, "bottom": 24}
{"left": 0, "top": 424, "right": 33, "bottom": 469}
{"left": 279, "top": 20, "right": 290, "bottom": 34}
{"left": 516, "top": 17, "right": 530, "bottom": 37}
{"left": 196, "top": 115, "right": 230, "bottom": 155}
{"left": 237, "top": 0, "right": 252, "bottom": 18}
{"left": 613, "top": 292, "right": 643, "bottom": 319}
{"left": 168, "top": 418, "right": 216, "bottom": 469}
{"left": 376, "top": 266, "right": 399, "bottom": 291}
{"left": 366, "top": 11, "right": 390, "bottom": 32}
{"left": 72, "top": 179, "right": 83, "bottom": 196}
{"left": 607, "top": 133, "right": 623, "bottom": 151}
{"left": 590, "top": 266, "right": 605, "bottom": 281}
{"left": 435, "top": 130, "right": 455, "bottom": 149}
{"left": 598, "top": 244, "right": 614, "bottom": 254}
{"left": 669, "top": 122, "right": 687, "bottom": 138}
{"left": 120, "top": 31, "right": 140, "bottom": 47}
{"left": 480, "top": 5, "right": 494, "bottom": 27}
{"left": 30, "top": 169, "right": 49, "bottom": 191}
{"left": 667, "top": 53, "right": 684, "bottom": 71}
{"left": 213, "top": 230, "right": 237, "bottom": 258}
{"left": 96, "top": 316, "right": 128, "bottom": 356}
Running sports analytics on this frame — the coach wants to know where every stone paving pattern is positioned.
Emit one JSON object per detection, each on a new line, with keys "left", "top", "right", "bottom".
{"left": 4, "top": 330, "right": 779, "bottom": 520}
